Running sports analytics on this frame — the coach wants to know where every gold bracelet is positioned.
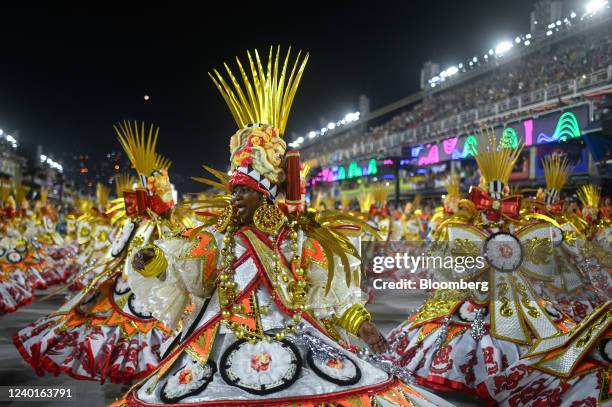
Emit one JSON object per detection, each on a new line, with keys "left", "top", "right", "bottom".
{"left": 138, "top": 245, "right": 168, "bottom": 278}
{"left": 338, "top": 304, "right": 371, "bottom": 336}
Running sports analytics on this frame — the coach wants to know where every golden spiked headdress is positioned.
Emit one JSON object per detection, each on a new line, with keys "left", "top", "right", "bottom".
{"left": 209, "top": 46, "right": 308, "bottom": 199}
{"left": 371, "top": 184, "right": 390, "bottom": 206}
{"left": 445, "top": 175, "right": 460, "bottom": 198}
{"left": 209, "top": 46, "right": 309, "bottom": 136}
{"left": 577, "top": 184, "right": 601, "bottom": 209}
{"left": 114, "top": 173, "right": 137, "bottom": 197}
{"left": 114, "top": 121, "right": 161, "bottom": 186}
{"left": 96, "top": 183, "right": 110, "bottom": 209}
{"left": 542, "top": 154, "right": 572, "bottom": 204}
{"left": 474, "top": 127, "right": 523, "bottom": 199}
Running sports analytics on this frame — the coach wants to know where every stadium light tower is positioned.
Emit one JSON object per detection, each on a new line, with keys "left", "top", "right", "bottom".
{"left": 586, "top": 0, "right": 608, "bottom": 14}
{"left": 495, "top": 41, "right": 513, "bottom": 56}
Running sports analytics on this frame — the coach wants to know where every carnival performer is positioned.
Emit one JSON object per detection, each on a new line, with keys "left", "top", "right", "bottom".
{"left": 1, "top": 186, "right": 51, "bottom": 291}
{"left": 67, "top": 184, "right": 116, "bottom": 291}
{"left": 476, "top": 300, "right": 610, "bottom": 406}
{"left": 27, "top": 188, "right": 75, "bottom": 286}
{"left": 427, "top": 176, "right": 461, "bottom": 241}
{"left": 0, "top": 188, "right": 34, "bottom": 315}
{"left": 527, "top": 156, "right": 606, "bottom": 322}
{"left": 111, "top": 47, "right": 452, "bottom": 407}
{"left": 575, "top": 184, "right": 611, "bottom": 301}
{"left": 65, "top": 195, "right": 112, "bottom": 291}
{"left": 13, "top": 122, "right": 180, "bottom": 384}
{"left": 385, "top": 130, "right": 573, "bottom": 398}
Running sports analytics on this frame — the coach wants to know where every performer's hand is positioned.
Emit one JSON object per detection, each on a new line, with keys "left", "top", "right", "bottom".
{"left": 358, "top": 321, "right": 388, "bottom": 353}
{"left": 132, "top": 248, "right": 156, "bottom": 271}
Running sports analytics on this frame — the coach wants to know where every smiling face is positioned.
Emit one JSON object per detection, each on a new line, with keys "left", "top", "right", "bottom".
{"left": 231, "top": 185, "right": 263, "bottom": 225}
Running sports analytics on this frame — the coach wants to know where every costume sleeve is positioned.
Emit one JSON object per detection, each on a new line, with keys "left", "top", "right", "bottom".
{"left": 127, "top": 235, "right": 218, "bottom": 330}
{"left": 303, "top": 236, "right": 368, "bottom": 335}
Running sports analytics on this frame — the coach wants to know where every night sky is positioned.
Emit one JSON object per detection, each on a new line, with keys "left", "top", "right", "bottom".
{"left": 0, "top": 1, "right": 537, "bottom": 192}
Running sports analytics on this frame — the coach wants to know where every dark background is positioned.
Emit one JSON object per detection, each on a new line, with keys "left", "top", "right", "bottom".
{"left": 0, "top": 1, "right": 536, "bottom": 192}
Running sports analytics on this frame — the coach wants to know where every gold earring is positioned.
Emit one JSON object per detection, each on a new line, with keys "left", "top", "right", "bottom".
{"left": 253, "top": 196, "right": 285, "bottom": 235}
{"left": 216, "top": 205, "right": 235, "bottom": 232}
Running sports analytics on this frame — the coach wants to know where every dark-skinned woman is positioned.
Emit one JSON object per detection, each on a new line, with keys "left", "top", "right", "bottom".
{"left": 112, "top": 48, "right": 453, "bottom": 407}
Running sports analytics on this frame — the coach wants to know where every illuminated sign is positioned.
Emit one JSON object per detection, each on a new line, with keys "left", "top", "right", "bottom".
{"left": 417, "top": 144, "right": 439, "bottom": 166}
{"left": 315, "top": 158, "right": 379, "bottom": 183}
{"left": 411, "top": 105, "right": 588, "bottom": 166}
{"left": 536, "top": 112, "right": 581, "bottom": 143}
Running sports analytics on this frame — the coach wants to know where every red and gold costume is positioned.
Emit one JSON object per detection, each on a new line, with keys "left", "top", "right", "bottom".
{"left": 111, "top": 47, "right": 450, "bottom": 407}
{"left": 13, "top": 123, "right": 180, "bottom": 384}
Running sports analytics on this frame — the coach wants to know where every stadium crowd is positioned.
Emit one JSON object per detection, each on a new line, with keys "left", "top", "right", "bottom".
{"left": 303, "top": 23, "right": 612, "bottom": 166}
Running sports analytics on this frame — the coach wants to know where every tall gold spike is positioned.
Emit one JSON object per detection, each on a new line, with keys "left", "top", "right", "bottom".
{"left": 96, "top": 183, "right": 110, "bottom": 208}
{"left": 474, "top": 127, "right": 523, "bottom": 184}
{"left": 577, "top": 184, "right": 601, "bottom": 208}
{"left": 371, "top": 183, "right": 389, "bottom": 205}
{"left": 114, "top": 173, "right": 137, "bottom": 197}
{"left": 209, "top": 46, "right": 309, "bottom": 135}
{"left": 114, "top": 121, "right": 160, "bottom": 177}
{"left": 542, "top": 154, "right": 572, "bottom": 191}
{"left": 155, "top": 154, "right": 172, "bottom": 171}
{"left": 445, "top": 175, "right": 460, "bottom": 198}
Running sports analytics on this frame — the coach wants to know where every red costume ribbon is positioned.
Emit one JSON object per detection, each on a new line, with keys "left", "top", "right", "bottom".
{"left": 547, "top": 202, "right": 563, "bottom": 214}
{"left": 369, "top": 205, "right": 389, "bottom": 217}
{"left": 468, "top": 186, "right": 521, "bottom": 221}
{"left": 2, "top": 207, "right": 16, "bottom": 219}
{"left": 123, "top": 189, "right": 174, "bottom": 217}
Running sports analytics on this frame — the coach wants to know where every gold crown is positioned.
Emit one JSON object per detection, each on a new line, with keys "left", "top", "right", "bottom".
{"left": 474, "top": 127, "right": 523, "bottom": 184}
{"left": 209, "top": 46, "right": 309, "bottom": 136}
{"left": 542, "top": 154, "right": 571, "bottom": 191}
{"left": 577, "top": 184, "right": 600, "bottom": 208}
{"left": 114, "top": 173, "right": 137, "bottom": 197}
{"left": 114, "top": 121, "right": 161, "bottom": 177}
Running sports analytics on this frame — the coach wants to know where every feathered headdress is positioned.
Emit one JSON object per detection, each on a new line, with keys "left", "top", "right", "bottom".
{"left": 96, "top": 183, "right": 110, "bottom": 209}
{"left": 114, "top": 173, "right": 137, "bottom": 197}
{"left": 474, "top": 127, "right": 523, "bottom": 199}
{"left": 209, "top": 46, "right": 308, "bottom": 136}
{"left": 114, "top": 121, "right": 161, "bottom": 186}
{"left": 577, "top": 184, "right": 600, "bottom": 208}
{"left": 358, "top": 188, "right": 374, "bottom": 213}
{"left": 542, "top": 154, "right": 572, "bottom": 204}
{"left": 371, "top": 184, "right": 389, "bottom": 206}
{"left": 445, "top": 175, "right": 460, "bottom": 198}
{"left": 209, "top": 46, "right": 308, "bottom": 200}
